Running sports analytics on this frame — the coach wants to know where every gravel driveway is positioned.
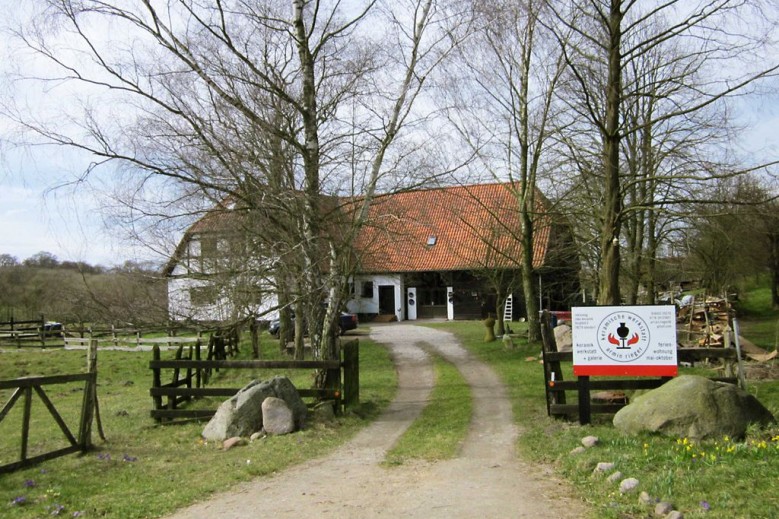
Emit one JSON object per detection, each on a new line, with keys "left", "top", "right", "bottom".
{"left": 164, "top": 324, "right": 589, "bottom": 518}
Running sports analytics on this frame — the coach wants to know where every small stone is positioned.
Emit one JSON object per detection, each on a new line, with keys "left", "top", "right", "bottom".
{"left": 581, "top": 435, "right": 599, "bottom": 448}
{"left": 638, "top": 491, "right": 654, "bottom": 505}
{"left": 619, "top": 477, "right": 640, "bottom": 494}
{"left": 606, "top": 471, "right": 623, "bottom": 483}
{"left": 249, "top": 431, "right": 265, "bottom": 441}
{"left": 525, "top": 356, "right": 536, "bottom": 362}
{"left": 665, "top": 511, "right": 684, "bottom": 519}
{"left": 593, "top": 462, "right": 615, "bottom": 473}
{"left": 570, "top": 446, "right": 586, "bottom": 455}
{"left": 654, "top": 502, "right": 674, "bottom": 516}
{"left": 222, "top": 436, "right": 245, "bottom": 450}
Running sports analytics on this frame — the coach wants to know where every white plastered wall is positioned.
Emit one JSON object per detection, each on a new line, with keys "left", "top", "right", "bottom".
{"left": 346, "top": 274, "right": 405, "bottom": 321}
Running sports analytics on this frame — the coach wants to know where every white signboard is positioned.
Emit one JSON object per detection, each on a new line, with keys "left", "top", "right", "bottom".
{"left": 572, "top": 306, "right": 678, "bottom": 377}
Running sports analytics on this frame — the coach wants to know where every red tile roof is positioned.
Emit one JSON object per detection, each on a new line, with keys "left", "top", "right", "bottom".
{"left": 167, "top": 183, "right": 555, "bottom": 275}
{"left": 353, "top": 183, "right": 552, "bottom": 273}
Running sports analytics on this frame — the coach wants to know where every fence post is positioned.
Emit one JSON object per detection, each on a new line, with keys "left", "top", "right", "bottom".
{"left": 39, "top": 314, "right": 46, "bottom": 348}
{"left": 577, "top": 376, "right": 591, "bottom": 425}
{"left": 342, "top": 340, "right": 359, "bottom": 409}
{"left": 78, "top": 339, "right": 99, "bottom": 449}
{"left": 540, "top": 310, "right": 566, "bottom": 416}
{"left": 21, "top": 386, "right": 33, "bottom": 463}
{"left": 151, "top": 345, "right": 162, "bottom": 422}
{"left": 195, "top": 339, "right": 202, "bottom": 388}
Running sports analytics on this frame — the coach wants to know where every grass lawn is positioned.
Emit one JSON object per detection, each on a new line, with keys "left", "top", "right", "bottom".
{"left": 3, "top": 303, "right": 779, "bottom": 519}
{"left": 0, "top": 333, "right": 396, "bottom": 519}
{"left": 432, "top": 319, "right": 779, "bottom": 519}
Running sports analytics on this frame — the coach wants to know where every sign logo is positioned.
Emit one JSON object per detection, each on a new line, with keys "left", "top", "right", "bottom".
{"left": 596, "top": 311, "right": 650, "bottom": 362}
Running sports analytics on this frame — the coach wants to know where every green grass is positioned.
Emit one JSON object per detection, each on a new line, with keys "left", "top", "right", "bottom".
{"left": 434, "top": 320, "right": 779, "bottom": 519}
{"left": 0, "top": 333, "right": 396, "bottom": 519}
{"left": 4, "top": 305, "right": 779, "bottom": 519}
{"left": 384, "top": 353, "right": 472, "bottom": 465}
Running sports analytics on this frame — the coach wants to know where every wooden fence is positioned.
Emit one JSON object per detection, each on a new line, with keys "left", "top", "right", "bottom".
{"left": 0, "top": 316, "right": 60, "bottom": 348}
{"left": 540, "top": 312, "right": 739, "bottom": 425}
{"left": 149, "top": 339, "right": 359, "bottom": 423}
{"left": 62, "top": 325, "right": 240, "bottom": 353}
{"left": 0, "top": 340, "right": 104, "bottom": 473}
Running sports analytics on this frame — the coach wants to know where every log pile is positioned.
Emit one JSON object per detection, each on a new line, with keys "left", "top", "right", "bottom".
{"left": 677, "top": 297, "right": 734, "bottom": 348}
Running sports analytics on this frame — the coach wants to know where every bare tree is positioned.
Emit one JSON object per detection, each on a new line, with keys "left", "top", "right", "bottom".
{"left": 6, "top": 1, "right": 473, "bottom": 372}
{"left": 442, "top": 0, "right": 565, "bottom": 340}
{"left": 549, "top": 0, "right": 779, "bottom": 304}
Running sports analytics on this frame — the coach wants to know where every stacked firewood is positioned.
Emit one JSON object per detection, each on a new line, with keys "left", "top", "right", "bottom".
{"left": 676, "top": 297, "right": 734, "bottom": 348}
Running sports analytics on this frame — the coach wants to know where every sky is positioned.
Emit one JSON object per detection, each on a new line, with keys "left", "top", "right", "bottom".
{"left": 0, "top": 2, "right": 777, "bottom": 268}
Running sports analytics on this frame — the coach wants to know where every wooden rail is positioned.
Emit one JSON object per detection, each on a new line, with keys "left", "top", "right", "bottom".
{"left": 0, "top": 340, "right": 103, "bottom": 473}
{"left": 149, "top": 339, "right": 359, "bottom": 423}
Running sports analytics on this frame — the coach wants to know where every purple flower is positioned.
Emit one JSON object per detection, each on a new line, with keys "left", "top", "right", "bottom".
{"left": 122, "top": 454, "right": 138, "bottom": 462}
{"left": 97, "top": 453, "right": 111, "bottom": 461}
{"left": 700, "top": 500, "right": 711, "bottom": 512}
{"left": 11, "top": 496, "right": 27, "bottom": 506}
{"left": 24, "top": 479, "right": 37, "bottom": 488}
{"left": 50, "top": 503, "right": 66, "bottom": 516}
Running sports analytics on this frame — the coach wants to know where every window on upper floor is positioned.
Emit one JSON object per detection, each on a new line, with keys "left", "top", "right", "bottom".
{"left": 200, "top": 235, "right": 218, "bottom": 271}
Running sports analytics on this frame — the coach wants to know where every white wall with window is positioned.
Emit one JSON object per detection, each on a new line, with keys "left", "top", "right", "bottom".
{"left": 346, "top": 274, "right": 404, "bottom": 321}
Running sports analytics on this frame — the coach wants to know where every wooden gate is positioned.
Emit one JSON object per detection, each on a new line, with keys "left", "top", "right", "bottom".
{"left": 149, "top": 339, "right": 360, "bottom": 423}
{"left": 0, "top": 340, "right": 103, "bottom": 473}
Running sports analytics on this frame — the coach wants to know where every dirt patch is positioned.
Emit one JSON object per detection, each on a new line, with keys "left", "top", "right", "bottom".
{"left": 164, "top": 324, "right": 589, "bottom": 518}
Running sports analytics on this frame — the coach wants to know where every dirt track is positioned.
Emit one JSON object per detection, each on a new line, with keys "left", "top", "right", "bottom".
{"left": 164, "top": 324, "right": 589, "bottom": 518}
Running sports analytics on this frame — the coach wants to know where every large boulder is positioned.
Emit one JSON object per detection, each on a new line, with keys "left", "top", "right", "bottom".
{"left": 613, "top": 375, "right": 774, "bottom": 441}
{"left": 202, "top": 376, "right": 307, "bottom": 441}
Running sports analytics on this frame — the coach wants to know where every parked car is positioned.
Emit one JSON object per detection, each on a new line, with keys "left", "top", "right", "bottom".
{"left": 42, "top": 321, "right": 63, "bottom": 337}
{"left": 269, "top": 312, "right": 358, "bottom": 338}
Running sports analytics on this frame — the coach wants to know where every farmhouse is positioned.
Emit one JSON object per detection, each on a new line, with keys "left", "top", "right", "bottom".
{"left": 165, "top": 183, "right": 579, "bottom": 323}
{"left": 347, "top": 183, "right": 579, "bottom": 321}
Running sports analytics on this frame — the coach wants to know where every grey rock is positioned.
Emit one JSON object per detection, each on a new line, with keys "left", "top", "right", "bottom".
{"left": 202, "top": 376, "right": 306, "bottom": 441}
{"left": 593, "top": 462, "right": 615, "bottom": 473}
{"left": 614, "top": 375, "right": 775, "bottom": 441}
{"left": 654, "top": 501, "right": 674, "bottom": 516}
{"left": 665, "top": 511, "right": 684, "bottom": 519}
{"left": 606, "top": 471, "right": 623, "bottom": 483}
{"left": 554, "top": 324, "right": 572, "bottom": 352}
{"left": 569, "top": 446, "right": 586, "bottom": 455}
{"left": 619, "top": 477, "right": 640, "bottom": 493}
{"left": 270, "top": 377, "right": 307, "bottom": 429}
{"left": 581, "top": 435, "right": 599, "bottom": 448}
{"left": 638, "top": 491, "right": 654, "bottom": 505}
{"left": 222, "top": 436, "right": 245, "bottom": 450}
{"left": 261, "top": 397, "right": 295, "bottom": 435}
